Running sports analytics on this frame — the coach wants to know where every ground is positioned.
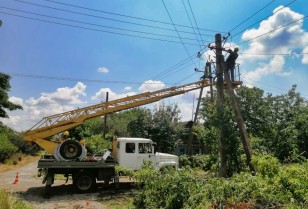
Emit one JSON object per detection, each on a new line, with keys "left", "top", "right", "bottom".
{"left": 0, "top": 157, "right": 134, "bottom": 209}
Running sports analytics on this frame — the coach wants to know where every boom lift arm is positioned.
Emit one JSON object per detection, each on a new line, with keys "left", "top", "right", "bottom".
{"left": 23, "top": 80, "right": 211, "bottom": 157}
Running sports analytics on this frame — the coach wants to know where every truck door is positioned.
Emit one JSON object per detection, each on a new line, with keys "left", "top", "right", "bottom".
{"left": 119, "top": 142, "right": 139, "bottom": 170}
{"left": 136, "top": 143, "right": 155, "bottom": 169}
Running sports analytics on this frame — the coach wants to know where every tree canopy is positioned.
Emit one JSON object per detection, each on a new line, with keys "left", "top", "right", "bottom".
{"left": 0, "top": 73, "right": 22, "bottom": 118}
{"left": 200, "top": 85, "right": 308, "bottom": 176}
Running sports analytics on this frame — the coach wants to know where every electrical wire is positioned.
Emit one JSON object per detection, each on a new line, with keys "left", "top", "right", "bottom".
{"left": 12, "top": 0, "right": 215, "bottom": 38}
{"left": 161, "top": 0, "right": 197, "bottom": 68}
{"left": 0, "top": 11, "right": 201, "bottom": 46}
{"left": 228, "top": 0, "right": 277, "bottom": 33}
{"left": 181, "top": 0, "right": 202, "bottom": 46}
{"left": 240, "top": 52, "right": 308, "bottom": 56}
{"left": 187, "top": 0, "right": 205, "bottom": 45}
{"left": 231, "top": 0, "right": 298, "bottom": 38}
{"left": 242, "top": 77, "right": 308, "bottom": 98}
{"left": 236, "top": 15, "right": 308, "bottom": 46}
{"left": 43, "top": 0, "right": 223, "bottom": 33}
{"left": 0, "top": 6, "right": 200, "bottom": 42}
{"left": 176, "top": 72, "right": 198, "bottom": 84}
{"left": 4, "top": 72, "right": 181, "bottom": 85}
{"left": 151, "top": 56, "right": 195, "bottom": 80}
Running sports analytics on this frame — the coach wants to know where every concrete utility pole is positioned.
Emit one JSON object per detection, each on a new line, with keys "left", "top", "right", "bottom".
{"left": 215, "top": 34, "right": 227, "bottom": 177}
{"left": 223, "top": 65, "right": 256, "bottom": 174}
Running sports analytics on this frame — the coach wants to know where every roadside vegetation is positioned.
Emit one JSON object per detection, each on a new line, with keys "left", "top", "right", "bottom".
{"left": 132, "top": 156, "right": 308, "bottom": 209}
{"left": 0, "top": 189, "right": 33, "bottom": 209}
{"left": 0, "top": 123, "right": 40, "bottom": 165}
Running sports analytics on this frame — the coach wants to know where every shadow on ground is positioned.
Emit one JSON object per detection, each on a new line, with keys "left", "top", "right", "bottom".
{"left": 17, "top": 182, "right": 135, "bottom": 202}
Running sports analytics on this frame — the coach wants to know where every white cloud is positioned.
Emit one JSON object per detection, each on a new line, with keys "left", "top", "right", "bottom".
{"left": 138, "top": 80, "right": 165, "bottom": 92}
{"left": 124, "top": 86, "right": 132, "bottom": 91}
{"left": 97, "top": 67, "right": 109, "bottom": 73}
{"left": 239, "top": 6, "right": 308, "bottom": 85}
{"left": 302, "top": 46, "right": 308, "bottom": 64}
{"left": 241, "top": 6, "right": 308, "bottom": 62}
{"left": 27, "top": 82, "right": 86, "bottom": 106}
{"left": 9, "top": 96, "right": 23, "bottom": 106}
{"left": 243, "top": 55, "right": 287, "bottom": 84}
{"left": 91, "top": 88, "right": 136, "bottom": 101}
{"left": 0, "top": 82, "right": 88, "bottom": 131}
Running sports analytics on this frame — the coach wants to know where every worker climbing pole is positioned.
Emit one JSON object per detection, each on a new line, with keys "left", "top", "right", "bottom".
{"left": 210, "top": 34, "right": 256, "bottom": 176}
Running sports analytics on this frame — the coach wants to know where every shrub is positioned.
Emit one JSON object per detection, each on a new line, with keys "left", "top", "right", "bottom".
{"left": 179, "top": 154, "right": 217, "bottom": 171}
{"left": 85, "top": 134, "right": 112, "bottom": 154}
{"left": 0, "top": 134, "right": 18, "bottom": 162}
{"left": 133, "top": 160, "right": 308, "bottom": 209}
{"left": 279, "top": 163, "right": 308, "bottom": 204}
{"left": 252, "top": 154, "right": 280, "bottom": 178}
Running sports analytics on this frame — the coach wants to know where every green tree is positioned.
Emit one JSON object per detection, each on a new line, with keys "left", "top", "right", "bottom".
{"left": 71, "top": 117, "right": 104, "bottom": 140}
{"left": 127, "top": 108, "right": 152, "bottom": 138}
{"left": 0, "top": 73, "right": 22, "bottom": 118}
{"left": 150, "top": 103, "right": 184, "bottom": 153}
{"left": 107, "top": 108, "right": 148, "bottom": 137}
{"left": 200, "top": 85, "right": 308, "bottom": 176}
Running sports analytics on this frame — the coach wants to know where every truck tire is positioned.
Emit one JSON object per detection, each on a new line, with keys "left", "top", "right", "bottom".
{"left": 59, "top": 140, "right": 83, "bottom": 160}
{"left": 73, "top": 171, "right": 96, "bottom": 193}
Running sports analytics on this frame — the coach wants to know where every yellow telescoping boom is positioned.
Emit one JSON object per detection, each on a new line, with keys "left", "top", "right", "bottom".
{"left": 23, "top": 80, "right": 211, "bottom": 159}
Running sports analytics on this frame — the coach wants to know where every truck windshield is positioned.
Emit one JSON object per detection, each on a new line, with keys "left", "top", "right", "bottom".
{"left": 138, "top": 143, "right": 152, "bottom": 154}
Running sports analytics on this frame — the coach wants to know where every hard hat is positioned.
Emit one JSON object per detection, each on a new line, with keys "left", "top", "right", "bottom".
{"left": 234, "top": 47, "right": 239, "bottom": 52}
{"left": 63, "top": 131, "right": 69, "bottom": 136}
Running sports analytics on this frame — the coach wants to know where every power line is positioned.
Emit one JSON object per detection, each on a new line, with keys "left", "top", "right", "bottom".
{"left": 236, "top": 15, "right": 308, "bottom": 46}
{"left": 176, "top": 72, "right": 198, "bottom": 84}
{"left": 240, "top": 52, "right": 308, "bottom": 56}
{"left": 161, "top": 0, "right": 197, "bottom": 68}
{"left": 151, "top": 56, "right": 195, "bottom": 80}
{"left": 187, "top": 0, "right": 205, "bottom": 44}
{"left": 0, "top": 11, "right": 201, "bottom": 46}
{"left": 181, "top": 0, "right": 202, "bottom": 46}
{"left": 43, "top": 0, "right": 223, "bottom": 33}
{"left": 5, "top": 72, "right": 181, "bottom": 85}
{"left": 0, "top": 6, "right": 200, "bottom": 42}
{"left": 243, "top": 77, "right": 308, "bottom": 98}
{"left": 232, "top": 0, "right": 298, "bottom": 38}
{"left": 12, "top": 0, "right": 215, "bottom": 38}
{"left": 228, "top": 0, "right": 277, "bottom": 33}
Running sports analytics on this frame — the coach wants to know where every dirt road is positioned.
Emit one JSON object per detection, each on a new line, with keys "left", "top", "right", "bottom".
{"left": 0, "top": 160, "right": 134, "bottom": 209}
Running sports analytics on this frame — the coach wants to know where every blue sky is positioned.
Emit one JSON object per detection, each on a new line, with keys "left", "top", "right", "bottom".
{"left": 0, "top": 0, "right": 307, "bottom": 131}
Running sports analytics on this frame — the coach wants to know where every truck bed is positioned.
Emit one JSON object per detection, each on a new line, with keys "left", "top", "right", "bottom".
{"left": 37, "top": 154, "right": 116, "bottom": 169}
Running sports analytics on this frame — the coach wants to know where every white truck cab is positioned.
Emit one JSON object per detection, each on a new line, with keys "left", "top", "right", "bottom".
{"left": 112, "top": 137, "right": 179, "bottom": 170}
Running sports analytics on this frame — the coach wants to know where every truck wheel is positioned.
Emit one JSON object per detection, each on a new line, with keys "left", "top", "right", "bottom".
{"left": 59, "top": 140, "right": 83, "bottom": 160}
{"left": 73, "top": 171, "right": 96, "bottom": 193}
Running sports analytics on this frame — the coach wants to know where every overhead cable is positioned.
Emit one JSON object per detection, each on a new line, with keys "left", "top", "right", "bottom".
{"left": 43, "top": 0, "right": 223, "bottom": 33}
{"left": 0, "top": 6, "right": 200, "bottom": 42}
{"left": 236, "top": 15, "right": 307, "bottom": 46}
{"left": 161, "top": 0, "right": 197, "bottom": 68}
{"left": 13, "top": 0, "right": 214, "bottom": 37}
{"left": 5, "top": 72, "right": 180, "bottom": 85}
{"left": 0, "top": 11, "right": 200, "bottom": 46}
{"left": 181, "top": 0, "right": 202, "bottom": 46}
{"left": 232, "top": 0, "right": 298, "bottom": 38}
{"left": 187, "top": 0, "right": 205, "bottom": 44}
{"left": 228, "top": 0, "right": 277, "bottom": 33}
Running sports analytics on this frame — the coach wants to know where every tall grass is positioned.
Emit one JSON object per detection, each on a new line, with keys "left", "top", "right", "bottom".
{"left": 0, "top": 189, "right": 33, "bottom": 209}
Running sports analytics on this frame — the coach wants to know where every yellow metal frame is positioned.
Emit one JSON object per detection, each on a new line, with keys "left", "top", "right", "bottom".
{"left": 23, "top": 80, "right": 211, "bottom": 154}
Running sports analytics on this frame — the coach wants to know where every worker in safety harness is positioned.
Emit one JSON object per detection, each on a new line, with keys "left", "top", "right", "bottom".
{"left": 224, "top": 47, "right": 239, "bottom": 81}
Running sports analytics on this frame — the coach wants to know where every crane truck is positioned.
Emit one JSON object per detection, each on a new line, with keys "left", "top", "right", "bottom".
{"left": 22, "top": 80, "right": 211, "bottom": 194}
